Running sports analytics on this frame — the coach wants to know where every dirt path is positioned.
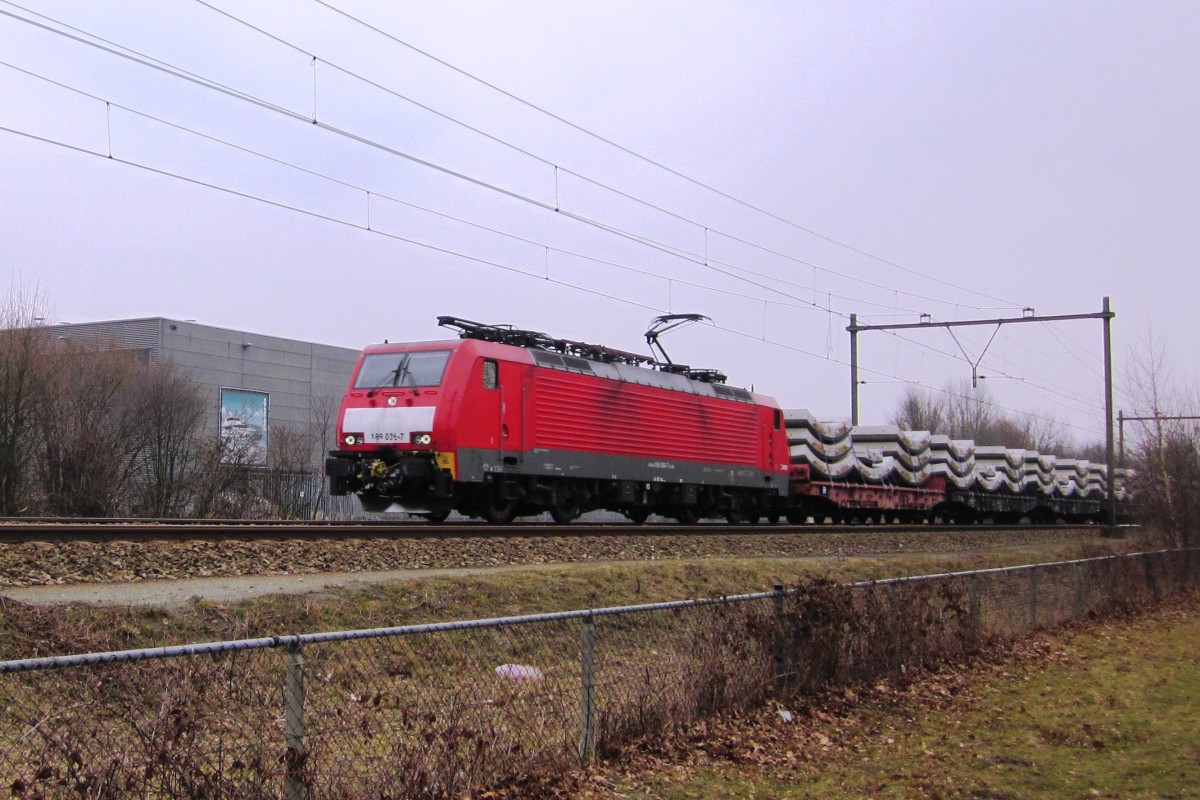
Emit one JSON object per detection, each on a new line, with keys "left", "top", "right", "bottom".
{"left": 0, "top": 526, "right": 1120, "bottom": 609}
{"left": 0, "top": 562, "right": 578, "bottom": 608}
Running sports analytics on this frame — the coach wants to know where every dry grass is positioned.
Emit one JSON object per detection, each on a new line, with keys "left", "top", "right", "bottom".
{"left": 0, "top": 530, "right": 1184, "bottom": 798}
{"left": 589, "top": 588, "right": 1200, "bottom": 800}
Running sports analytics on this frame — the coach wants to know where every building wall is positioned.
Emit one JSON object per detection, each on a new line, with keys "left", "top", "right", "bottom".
{"left": 54, "top": 317, "right": 361, "bottom": 446}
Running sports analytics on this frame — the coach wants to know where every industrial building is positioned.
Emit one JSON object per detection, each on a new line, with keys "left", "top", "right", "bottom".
{"left": 53, "top": 317, "right": 360, "bottom": 465}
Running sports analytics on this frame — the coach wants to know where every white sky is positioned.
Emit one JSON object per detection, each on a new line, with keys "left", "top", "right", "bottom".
{"left": 2, "top": 0, "right": 1197, "bottom": 446}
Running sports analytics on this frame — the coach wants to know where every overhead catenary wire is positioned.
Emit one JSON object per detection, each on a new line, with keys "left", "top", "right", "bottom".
{"left": 0, "top": 123, "right": 670, "bottom": 314}
{"left": 926, "top": 325, "right": 1106, "bottom": 409}
{"left": 0, "top": 2, "right": 1109, "bottom": 435}
{"left": 853, "top": 304, "right": 1108, "bottom": 411}
{"left": 0, "top": 2, "right": 966, "bottom": 321}
{"left": 853, "top": 320, "right": 1102, "bottom": 410}
{"left": 5, "top": 58, "right": 892, "bottom": 332}
{"left": 9, "top": 1, "right": 1104, "bottom": 419}
{"left": 306, "top": 0, "right": 1029, "bottom": 310}
{"left": 204, "top": 0, "right": 1040, "bottom": 314}
{"left": 1045, "top": 324, "right": 1107, "bottom": 378}
{"left": 885, "top": 321, "right": 1106, "bottom": 409}
{"left": 877, "top": 330, "right": 1107, "bottom": 416}
{"left": 0, "top": 97, "right": 1103, "bottom": 434}
{"left": 713, "top": 322, "right": 1106, "bottom": 437}
{"left": 0, "top": 2, "right": 969, "bottom": 328}
{"left": 0, "top": 118, "right": 1105, "bottom": 438}
{"left": 0, "top": 1, "right": 1031, "bottom": 320}
{"left": 7, "top": 58, "right": 846, "bottom": 316}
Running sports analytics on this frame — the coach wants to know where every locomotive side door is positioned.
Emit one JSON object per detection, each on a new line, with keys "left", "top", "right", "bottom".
{"left": 768, "top": 407, "right": 787, "bottom": 487}
{"left": 480, "top": 358, "right": 503, "bottom": 468}
{"left": 497, "top": 359, "right": 523, "bottom": 464}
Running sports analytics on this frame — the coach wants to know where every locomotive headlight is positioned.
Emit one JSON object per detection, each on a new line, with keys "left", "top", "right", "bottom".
{"left": 343, "top": 433, "right": 363, "bottom": 446}
{"left": 413, "top": 433, "right": 433, "bottom": 446}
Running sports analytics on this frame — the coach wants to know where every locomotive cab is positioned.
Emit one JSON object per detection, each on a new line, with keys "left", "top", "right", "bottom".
{"left": 326, "top": 343, "right": 461, "bottom": 518}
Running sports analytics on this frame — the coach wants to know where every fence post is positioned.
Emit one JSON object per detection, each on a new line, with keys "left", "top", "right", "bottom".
{"left": 1028, "top": 568, "right": 1039, "bottom": 630}
{"left": 885, "top": 582, "right": 903, "bottom": 670}
{"left": 773, "top": 584, "right": 786, "bottom": 691}
{"left": 579, "top": 615, "right": 597, "bottom": 766}
{"left": 284, "top": 642, "right": 308, "bottom": 800}
{"left": 969, "top": 574, "right": 981, "bottom": 631}
{"left": 1143, "top": 553, "right": 1159, "bottom": 602}
{"left": 1073, "top": 563, "right": 1085, "bottom": 620}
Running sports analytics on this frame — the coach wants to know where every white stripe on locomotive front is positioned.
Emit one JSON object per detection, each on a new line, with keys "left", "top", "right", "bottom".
{"left": 344, "top": 406, "right": 436, "bottom": 444}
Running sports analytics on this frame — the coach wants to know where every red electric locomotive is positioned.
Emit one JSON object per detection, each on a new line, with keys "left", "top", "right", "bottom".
{"left": 325, "top": 316, "right": 792, "bottom": 523}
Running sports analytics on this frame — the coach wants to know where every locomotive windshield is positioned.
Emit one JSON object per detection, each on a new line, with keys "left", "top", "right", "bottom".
{"left": 354, "top": 350, "right": 452, "bottom": 390}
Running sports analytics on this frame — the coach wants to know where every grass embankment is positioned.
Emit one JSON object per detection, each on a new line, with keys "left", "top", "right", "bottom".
{"left": 591, "top": 590, "right": 1200, "bottom": 800}
{"left": 0, "top": 533, "right": 1138, "bottom": 658}
{"left": 0, "top": 530, "right": 1186, "bottom": 798}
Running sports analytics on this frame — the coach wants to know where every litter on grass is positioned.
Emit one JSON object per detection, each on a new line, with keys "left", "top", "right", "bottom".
{"left": 495, "top": 663, "right": 544, "bottom": 681}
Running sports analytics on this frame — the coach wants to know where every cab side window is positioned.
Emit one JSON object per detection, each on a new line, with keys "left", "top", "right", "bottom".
{"left": 774, "top": 409, "right": 782, "bottom": 430}
{"left": 482, "top": 359, "right": 498, "bottom": 390}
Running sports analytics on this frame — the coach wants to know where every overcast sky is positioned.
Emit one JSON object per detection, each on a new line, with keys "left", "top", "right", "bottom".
{"left": 2, "top": 0, "right": 1196, "bottom": 445}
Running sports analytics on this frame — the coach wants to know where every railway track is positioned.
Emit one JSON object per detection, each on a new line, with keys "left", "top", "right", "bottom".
{"left": 0, "top": 520, "right": 1128, "bottom": 594}
{"left": 0, "top": 518, "right": 1118, "bottom": 544}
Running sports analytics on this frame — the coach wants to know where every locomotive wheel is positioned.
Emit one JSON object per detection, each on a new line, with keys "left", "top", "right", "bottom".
{"left": 625, "top": 507, "right": 650, "bottom": 524}
{"left": 548, "top": 483, "right": 582, "bottom": 524}
{"left": 482, "top": 493, "right": 518, "bottom": 524}
{"left": 549, "top": 500, "right": 581, "bottom": 524}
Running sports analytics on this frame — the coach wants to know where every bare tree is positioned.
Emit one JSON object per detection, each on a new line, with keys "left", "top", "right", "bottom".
{"left": 942, "top": 379, "right": 1000, "bottom": 443}
{"left": 259, "top": 423, "right": 321, "bottom": 519}
{"left": 32, "top": 339, "right": 144, "bottom": 516}
{"left": 1122, "top": 329, "right": 1199, "bottom": 546}
{"left": 309, "top": 390, "right": 340, "bottom": 467}
{"left": 1019, "top": 413, "right": 1073, "bottom": 455}
{"left": 129, "top": 362, "right": 209, "bottom": 517}
{"left": 888, "top": 385, "right": 947, "bottom": 433}
{"left": 186, "top": 436, "right": 258, "bottom": 519}
{"left": 1075, "top": 440, "right": 1109, "bottom": 462}
{"left": 889, "top": 378, "right": 1079, "bottom": 454}
{"left": 0, "top": 284, "right": 51, "bottom": 516}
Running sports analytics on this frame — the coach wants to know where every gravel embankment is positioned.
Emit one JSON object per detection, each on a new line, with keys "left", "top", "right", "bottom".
{"left": 0, "top": 527, "right": 1099, "bottom": 588}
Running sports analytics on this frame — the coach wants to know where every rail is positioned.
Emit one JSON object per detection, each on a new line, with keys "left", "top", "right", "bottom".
{"left": 0, "top": 517, "right": 1124, "bottom": 543}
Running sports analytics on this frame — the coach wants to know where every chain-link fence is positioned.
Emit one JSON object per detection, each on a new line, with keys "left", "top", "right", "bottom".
{"left": 0, "top": 548, "right": 1195, "bottom": 798}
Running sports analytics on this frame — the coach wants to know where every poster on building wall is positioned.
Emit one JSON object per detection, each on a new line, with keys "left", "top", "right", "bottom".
{"left": 219, "top": 388, "right": 269, "bottom": 466}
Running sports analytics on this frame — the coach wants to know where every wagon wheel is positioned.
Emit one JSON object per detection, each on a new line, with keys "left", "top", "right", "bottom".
{"left": 420, "top": 509, "right": 450, "bottom": 523}
{"left": 674, "top": 507, "right": 701, "bottom": 525}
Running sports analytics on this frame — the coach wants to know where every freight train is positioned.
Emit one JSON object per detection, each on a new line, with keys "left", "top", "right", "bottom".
{"left": 325, "top": 316, "right": 1124, "bottom": 524}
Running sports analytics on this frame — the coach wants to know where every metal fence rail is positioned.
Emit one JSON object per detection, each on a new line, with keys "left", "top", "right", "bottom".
{"left": 0, "top": 549, "right": 1194, "bottom": 798}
